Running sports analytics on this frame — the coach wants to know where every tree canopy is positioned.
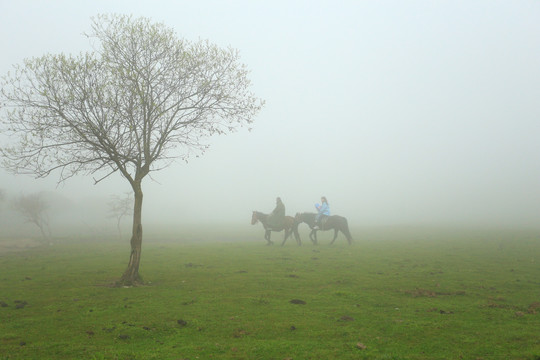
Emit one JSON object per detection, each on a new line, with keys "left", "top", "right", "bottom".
{"left": 1, "top": 14, "right": 263, "bottom": 185}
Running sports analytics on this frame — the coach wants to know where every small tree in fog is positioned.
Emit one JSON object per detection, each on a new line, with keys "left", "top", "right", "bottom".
{"left": 11, "top": 192, "right": 51, "bottom": 241}
{"left": 0, "top": 14, "right": 263, "bottom": 285}
{"left": 108, "top": 192, "right": 133, "bottom": 240}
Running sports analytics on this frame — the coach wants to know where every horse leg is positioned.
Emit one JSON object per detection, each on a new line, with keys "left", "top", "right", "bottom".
{"left": 265, "top": 229, "right": 273, "bottom": 245}
{"left": 330, "top": 229, "right": 339, "bottom": 245}
{"left": 310, "top": 229, "right": 318, "bottom": 245}
{"left": 281, "top": 229, "right": 290, "bottom": 246}
{"left": 293, "top": 227, "right": 301, "bottom": 246}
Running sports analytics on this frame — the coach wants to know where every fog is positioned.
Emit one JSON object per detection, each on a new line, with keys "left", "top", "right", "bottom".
{"left": 1, "top": 1, "right": 539, "bottom": 239}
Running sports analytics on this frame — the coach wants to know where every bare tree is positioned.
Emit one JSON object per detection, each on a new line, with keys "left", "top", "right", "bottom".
{"left": 108, "top": 192, "right": 133, "bottom": 240}
{"left": 0, "top": 14, "right": 264, "bottom": 285}
{"left": 11, "top": 192, "right": 51, "bottom": 241}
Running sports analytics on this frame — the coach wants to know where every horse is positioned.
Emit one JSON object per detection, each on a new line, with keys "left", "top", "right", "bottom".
{"left": 251, "top": 211, "right": 300, "bottom": 246}
{"left": 294, "top": 212, "right": 353, "bottom": 245}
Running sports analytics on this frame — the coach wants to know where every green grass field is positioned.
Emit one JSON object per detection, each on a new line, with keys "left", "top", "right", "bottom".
{"left": 1, "top": 226, "right": 539, "bottom": 359}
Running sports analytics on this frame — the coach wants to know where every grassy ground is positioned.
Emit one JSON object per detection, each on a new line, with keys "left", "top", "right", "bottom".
{"left": 1, "top": 226, "right": 539, "bottom": 359}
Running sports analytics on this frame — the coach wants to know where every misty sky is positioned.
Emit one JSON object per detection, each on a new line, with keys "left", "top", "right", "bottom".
{"left": 1, "top": 1, "right": 539, "bottom": 228}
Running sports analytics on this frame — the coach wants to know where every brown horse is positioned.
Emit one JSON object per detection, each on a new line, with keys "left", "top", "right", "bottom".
{"left": 251, "top": 211, "right": 300, "bottom": 246}
{"left": 294, "top": 212, "right": 352, "bottom": 245}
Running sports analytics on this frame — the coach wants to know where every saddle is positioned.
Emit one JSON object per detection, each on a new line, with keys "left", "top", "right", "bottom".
{"left": 315, "top": 215, "right": 329, "bottom": 229}
{"left": 321, "top": 216, "right": 329, "bottom": 226}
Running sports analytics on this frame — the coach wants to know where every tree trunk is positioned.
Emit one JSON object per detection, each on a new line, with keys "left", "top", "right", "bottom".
{"left": 36, "top": 221, "right": 48, "bottom": 241}
{"left": 116, "top": 217, "right": 122, "bottom": 240}
{"left": 33, "top": 217, "right": 49, "bottom": 243}
{"left": 119, "top": 182, "right": 144, "bottom": 286}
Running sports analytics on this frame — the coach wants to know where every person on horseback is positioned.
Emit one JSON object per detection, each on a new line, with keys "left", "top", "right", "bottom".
{"left": 313, "top": 196, "right": 330, "bottom": 230}
{"left": 267, "top": 197, "right": 286, "bottom": 230}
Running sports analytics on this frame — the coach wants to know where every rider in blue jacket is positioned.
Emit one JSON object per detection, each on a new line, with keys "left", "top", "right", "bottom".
{"left": 314, "top": 196, "right": 330, "bottom": 229}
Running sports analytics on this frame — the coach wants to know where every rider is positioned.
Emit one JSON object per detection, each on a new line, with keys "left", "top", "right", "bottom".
{"left": 267, "top": 197, "right": 286, "bottom": 230}
{"left": 313, "top": 196, "right": 330, "bottom": 230}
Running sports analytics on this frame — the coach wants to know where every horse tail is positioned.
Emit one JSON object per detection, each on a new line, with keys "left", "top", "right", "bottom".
{"left": 341, "top": 217, "right": 353, "bottom": 244}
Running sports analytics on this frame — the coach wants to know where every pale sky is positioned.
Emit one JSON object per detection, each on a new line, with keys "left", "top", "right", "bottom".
{"left": 1, "top": 0, "right": 539, "bottom": 229}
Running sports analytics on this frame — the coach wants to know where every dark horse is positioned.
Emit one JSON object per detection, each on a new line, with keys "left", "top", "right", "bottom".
{"left": 251, "top": 211, "right": 300, "bottom": 246}
{"left": 294, "top": 212, "right": 352, "bottom": 245}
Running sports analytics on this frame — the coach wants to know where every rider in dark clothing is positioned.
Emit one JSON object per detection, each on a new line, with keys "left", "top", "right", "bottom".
{"left": 267, "top": 197, "right": 285, "bottom": 230}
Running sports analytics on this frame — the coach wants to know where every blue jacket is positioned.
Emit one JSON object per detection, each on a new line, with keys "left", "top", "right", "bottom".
{"left": 316, "top": 202, "right": 330, "bottom": 216}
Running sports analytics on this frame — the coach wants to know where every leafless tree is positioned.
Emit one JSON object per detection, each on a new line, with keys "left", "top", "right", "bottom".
{"left": 108, "top": 192, "right": 133, "bottom": 240}
{"left": 0, "top": 14, "right": 264, "bottom": 285}
{"left": 11, "top": 192, "right": 51, "bottom": 241}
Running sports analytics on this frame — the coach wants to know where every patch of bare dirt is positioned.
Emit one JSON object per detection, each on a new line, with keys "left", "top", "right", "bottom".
{"left": 0, "top": 238, "right": 43, "bottom": 255}
{"left": 528, "top": 302, "right": 540, "bottom": 314}
{"left": 404, "top": 288, "right": 467, "bottom": 298}
{"left": 289, "top": 299, "right": 306, "bottom": 305}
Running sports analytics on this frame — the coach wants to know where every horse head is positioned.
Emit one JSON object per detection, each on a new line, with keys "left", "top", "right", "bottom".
{"left": 295, "top": 212, "right": 314, "bottom": 222}
{"left": 251, "top": 211, "right": 259, "bottom": 225}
